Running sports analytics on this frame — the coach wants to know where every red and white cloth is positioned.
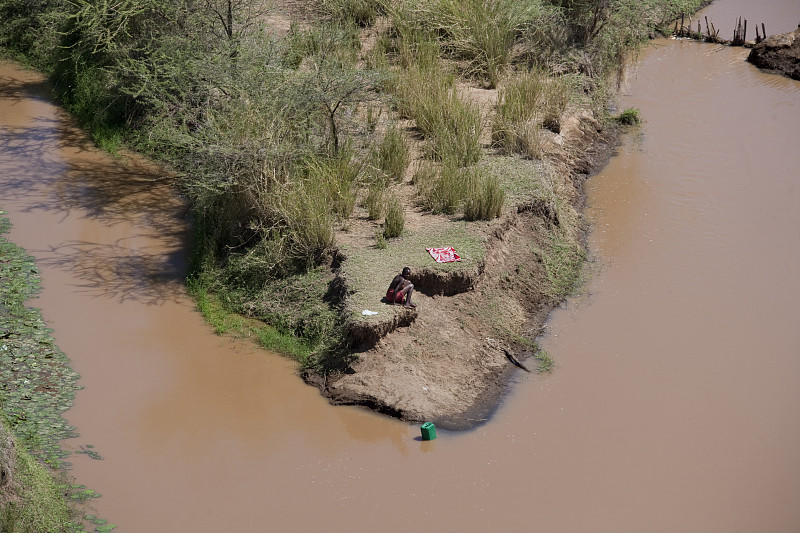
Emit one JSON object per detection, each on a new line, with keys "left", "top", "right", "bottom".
{"left": 426, "top": 247, "right": 461, "bottom": 263}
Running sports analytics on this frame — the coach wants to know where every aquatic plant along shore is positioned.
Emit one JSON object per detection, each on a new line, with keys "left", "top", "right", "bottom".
{"left": 0, "top": 213, "right": 116, "bottom": 531}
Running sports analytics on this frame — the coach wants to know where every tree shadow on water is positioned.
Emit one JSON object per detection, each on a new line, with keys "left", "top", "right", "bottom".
{"left": 1, "top": 73, "right": 193, "bottom": 305}
{"left": 35, "top": 237, "right": 189, "bottom": 305}
{"left": 0, "top": 120, "right": 184, "bottom": 236}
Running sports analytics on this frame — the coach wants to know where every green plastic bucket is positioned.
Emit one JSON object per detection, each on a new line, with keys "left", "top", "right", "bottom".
{"left": 420, "top": 422, "right": 437, "bottom": 441}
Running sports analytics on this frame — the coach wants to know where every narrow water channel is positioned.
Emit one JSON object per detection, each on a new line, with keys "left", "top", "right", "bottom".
{"left": 1, "top": 0, "right": 798, "bottom": 531}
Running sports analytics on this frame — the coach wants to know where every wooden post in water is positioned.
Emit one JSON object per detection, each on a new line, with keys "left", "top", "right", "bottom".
{"left": 732, "top": 17, "right": 748, "bottom": 46}
{"left": 762, "top": 23, "right": 766, "bottom": 40}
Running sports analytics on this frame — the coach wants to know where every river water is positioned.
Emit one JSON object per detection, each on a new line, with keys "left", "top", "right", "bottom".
{"left": 1, "top": 0, "right": 799, "bottom": 531}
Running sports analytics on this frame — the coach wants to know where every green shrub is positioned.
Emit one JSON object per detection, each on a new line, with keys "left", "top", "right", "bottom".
{"left": 492, "top": 70, "right": 545, "bottom": 152}
{"left": 493, "top": 70, "right": 573, "bottom": 153}
{"left": 395, "top": 0, "right": 546, "bottom": 87}
{"left": 540, "top": 74, "right": 572, "bottom": 132}
{"left": 52, "top": 58, "right": 128, "bottom": 151}
{"left": 225, "top": 153, "right": 360, "bottom": 280}
{"left": 302, "top": 153, "right": 361, "bottom": 221}
{"left": 387, "top": 5, "right": 441, "bottom": 70}
{"left": 615, "top": 107, "right": 641, "bottom": 125}
{"left": 383, "top": 193, "right": 405, "bottom": 238}
{"left": 375, "top": 231, "right": 388, "bottom": 248}
{"left": 282, "top": 20, "right": 362, "bottom": 68}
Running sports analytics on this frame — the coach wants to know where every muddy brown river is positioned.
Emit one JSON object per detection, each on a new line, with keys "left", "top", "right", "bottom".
{"left": 2, "top": 0, "right": 799, "bottom": 531}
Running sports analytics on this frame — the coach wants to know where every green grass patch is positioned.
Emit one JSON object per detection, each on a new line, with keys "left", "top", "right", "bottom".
{"left": 534, "top": 349, "right": 554, "bottom": 373}
{"left": 415, "top": 161, "right": 477, "bottom": 215}
{"left": 363, "top": 182, "right": 385, "bottom": 221}
{"left": 475, "top": 155, "right": 547, "bottom": 206}
{"left": 464, "top": 173, "right": 505, "bottom": 221}
{"left": 374, "top": 125, "right": 410, "bottom": 183}
{"left": 340, "top": 221, "right": 486, "bottom": 317}
{"left": 318, "top": 0, "right": 386, "bottom": 27}
{"left": 492, "top": 70, "right": 576, "bottom": 157}
{"left": 187, "top": 276, "right": 315, "bottom": 364}
{"left": 394, "top": 0, "right": 545, "bottom": 87}
{"left": 383, "top": 193, "right": 405, "bottom": 238}
{"left": 614, "top": 107, "right": 641, "bottom": 125}
{"left": 510, "top": 335, "right": 554, "bottom": 373}
{"left": 0, "top": 421, "right": 74, "bottom": 533}
{"left": 533, "top": 229, "right": 587, "bottom": 301}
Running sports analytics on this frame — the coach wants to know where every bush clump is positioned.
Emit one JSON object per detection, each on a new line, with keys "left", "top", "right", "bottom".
{"left": 391, "top": 0, "right": 545, "bottom": 87}
{"left": 363, "top": 181, "right": 385, "bottom": 220}
{"left": 464, "top": 173, "right": 506, "bottom": 221}
{"left": 375, "top": 125, "right": 410, "bottom": 182}
{"left": 383, "top": 193, "right": 405, "bottom": 238}
{"left": 615, "top": 107, "right": 641, "bottom": 125}
{"left": 319, "top": 0, "right": 386, "bottom": 27}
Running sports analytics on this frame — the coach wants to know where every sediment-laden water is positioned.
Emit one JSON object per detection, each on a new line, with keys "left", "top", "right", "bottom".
{"left": 1, "top": 0, "right": 798, "bottom": 530}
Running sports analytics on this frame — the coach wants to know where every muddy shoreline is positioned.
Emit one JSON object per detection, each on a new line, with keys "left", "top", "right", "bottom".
{"left": 747, "top": 27, "right": 800, "bottom": 80}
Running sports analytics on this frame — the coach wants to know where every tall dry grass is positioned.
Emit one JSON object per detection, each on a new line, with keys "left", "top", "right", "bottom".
{"left": 464, "top": 173, "right": 505, "bottom": 220}
{"left": 392, "top": 0, "right": 546, "bottom": 87}
{"left": 395, "top": 61, "right": 482, "bottom": 166}
{"left": 492, "top": 70, "right": 574, "bottom": 159}
{"left": 374, "top": 125, "right": 410, "bottom": 182}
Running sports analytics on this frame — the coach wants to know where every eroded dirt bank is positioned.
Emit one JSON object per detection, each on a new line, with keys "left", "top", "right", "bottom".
{"left": 748, "top": 27, "right": 800, "bottom": 80}
{"left": 308, "top": 115, "right": 619, "bottom": 430}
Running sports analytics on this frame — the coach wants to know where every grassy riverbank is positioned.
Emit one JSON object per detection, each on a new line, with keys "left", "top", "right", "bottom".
{"left": 1, "top": 0, "right": 705, "bottom": 425}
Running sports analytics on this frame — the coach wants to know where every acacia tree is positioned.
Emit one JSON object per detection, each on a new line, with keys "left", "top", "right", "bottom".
{"left": 300, "top": 57, "right": 381, "bottom": 155}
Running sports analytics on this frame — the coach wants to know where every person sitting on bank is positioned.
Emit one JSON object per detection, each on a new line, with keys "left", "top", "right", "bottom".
{"left": 386, "top": 267, "right": 416, "bottom": 308}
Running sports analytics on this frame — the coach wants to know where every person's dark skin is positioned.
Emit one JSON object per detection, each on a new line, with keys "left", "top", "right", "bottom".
{"left": 387, "top": 267, "right": 416, "bottom": 308}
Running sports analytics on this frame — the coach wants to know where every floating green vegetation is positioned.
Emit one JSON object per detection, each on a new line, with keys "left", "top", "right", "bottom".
{"left": 0, "top": 214, "right": 81, "bottom": 468}
{"left": 0, "top": 212, "right": 114, "bottom": 531}
{"left": 534, "top": 349, "right": 554, "bottom": 373}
